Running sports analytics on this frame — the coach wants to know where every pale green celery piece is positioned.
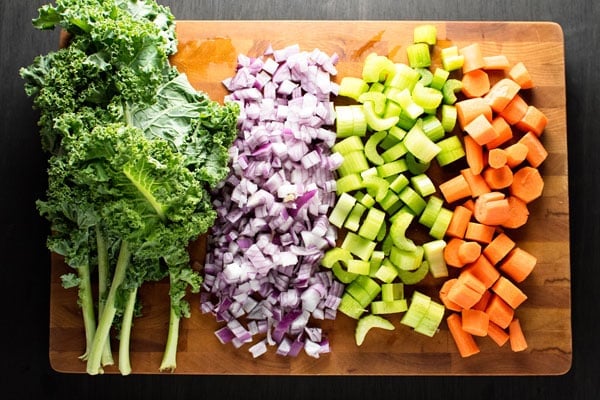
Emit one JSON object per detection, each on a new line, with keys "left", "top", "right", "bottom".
{"left": 413, "top": 24, "right": 438, "bottom": 45}
{"left": 335, "top": 105, "right": 355, "bottom": 137}
{"left": 338, "top": 292, "right": 365, "bottom": 319}
{"left": 442, "top": 78, "right": 463, "bottom": 105}
{"left": 355, "top": 275, "right": 382, "bottom": 299}
{"left": 423, "top": 239, "right": 449, "bottom": 278}
{"left": 332, "top": 135, "right": 364, "bottom": 155}
{"left": 338, "top": 150, "right": 370, "bottom": 176}
{"left": 407, "top": 43, "right": 431, "bottom": 68}
{"left": 355, "top": 314, "right": 395, "bottom": 346}
{"left": 388, "top": 125, "right": 408, "bottom": 142}
{"left": 341, "top": 232, "right": 377, "bottom": 261}
{"left": 381, "top": 282, "right": 404, "bottom": 302}
{"left": 429, "top": 207, "right": 454, "bottom": 240}
{"left": 410, "top": 173, "right": 436, "bottom": 197}
{"left": 363, "top": 101, "right": 399, "bottom": 132}
{"left": 351, "top": 104, "right": 368, "bottom": 135}
{"left": 385, "top": 63, "right": 420, "bottom": 91}
{"left": 339, "top": 76, "right": 369, "bottom": 100}
{"left": 336, "top": 173, "right": 363, "bottom": 194}
{"left": 416, "top": 68, "right": 433, "bottom": 86}
{"left": 419, "top": 195, "right": 444, "bottom": 228}
{"left": 390, "top": 245, "right": 424, "bottom": 271}
{"left": 435, "top": 135, "right": 465, "bottom": 166}
{"left": 360, "top": 166, "right": 379, "bottom": 180}
{"left": 358, "top": 207, "right": 386, "bottom": 241}
{"left": 362, "top": 53, "right": 396, "bottom": 83}
{"left": 397, "top": 110, "right": 418, "bottom": 131}
{"left": 321, "top": 246, "right": 353, "bottom": 268}
{"left": 333, "top": 262, "right": 359, "bottom": 284}
{"left": 381, "top": 141, "right": 408, "bottom": 163}
{"left": 378, "top": 190, "right": 402, "bottom": 214}
{"left": 399, "top": 186, "right": 427, "bottom": 215}
{"left": 344, "top": 202, "right": 367, "bottom": 232}
{"left": 345, "top": 280, "right": 373, "bottom": 307}
{"left": 369, "top": 82, "right": 386, "bottom": 93}
{"left": 383, "top": 100, "right": 403, "bottom": 119}
{"left": 414, "top": 300, "right": 445, "bottom": 337}
{"left": 421, "top": 114, "right": 445, "bottom": 142}
{"left": 440, "top": 46, "right": 465, "bottom": 71}
{"left": 406, "top": 152, "right": 431, "bottom": 175}
{"left": 376, "top": 159, "right": 408, "bottom": 178}
{"left": 358, "top": 91, "right": 387, "bottom": 115}
{"left": 347, "top": 259, "right": 371, "bottom": 275}
{"left": 404, "top": 123, "right": 441, "bottom": 163}
{"left": 400, "top": 290, "right": 431, "bottom": 328}
{"left": 388, "top": 173, "right": 410, "bottom": 194}
{"left": 398, "top": 259, "right": 430, "bottom": 285}
{"left": 375, "top": 259, "right": 399, "bottom": 283}
{"left": 355, "top": 191, "right": 376, "bottom": 208}
{"left": 364, "top": 130, "right": 388, "bottom": 165}
{"left": 328, "top": 192, "right": 357, "bottom": 228}
{"left": 369, "top": 250, "right": 386, "bottom": 276}
{"left": 441, "top": 104, "right": 458, "bottom": 132}
{"left": 430, "top": 67, "right": 450, "bottom": 91}
{"left": 392, "top": 88, "right": 424, "bottom": 121}
{"left": 363, "top": 175, "right": 390, "bottom": 202}
{"left": 389, "top": 209, "right": 417, "bottom": 251}
{"left": 412, "top": 82, "right": 443, "bottom": 110}
{"left": 371, "top": 299, "right": 408, "bottom": 314}
{"left": 376, "top": 221, "right": 387, "bottom": 242}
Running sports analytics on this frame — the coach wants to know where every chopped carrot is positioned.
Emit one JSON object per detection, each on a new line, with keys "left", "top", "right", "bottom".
{"left": 472, "top": 289, "right": 492, "bottom": 311}
{"left": 445, "top": 205, "right": 473, "bottom": 239}
{"left": 499, "top": 94, "right": 528, "bottom": 125}
{"left": 447, "top": 313, "right": 480, "bottom": 358}
{"left": 462, "top": 198, "right": 475, "bottom": 212}
{"left": 483, "top": 165, "right": 513, "bottom": 190}
{"left": 459, "top": 43, "right": 485, "bottom": 74}
{"left": 499, "top": 247, "right": 537, "bottom": 283}
{"left": 464, "top": 135, "right": 486, "bottom": 175}
{"left": 484, "top": 78, "right": 521, "bottom": 113}
{"left": 439, "top": 278, "right": 463, "bottom": 311}
{"left": 461, "top": 69, "right": 490, "bottom": 98}
{"left": 487, "top": 320, "right": 510, "bottom": 347}
{"left": 483, "top": 232, "right": 516, "bottom": 265}
{"left": 458, "top": 240, "right": 482, "bottom": 265}
{"left": 447, "top": 274, "right": 485, "bottom": 309}
{"left": 462, "top": 254, "right": 500, "bottom": 289}
{"left": 518, "top": 132, "right": 548, "bottom": 168}
{"left": 486, "top": 116, "right": 513, "bottom": 149}
{"left": 464, "top": 222, "right": 495, "bottom": 244}
{"left": 515, "top": 105, "right": 548, "bottom": 136}
{"left": 500, "top": 195, "right": 530, "bottom": 229}
{"left": 488, "top": 148, "right": 507, "bottom": 169}
{"left": 444, "top": 237, "right": 468, "bottom": 268}
{"left": 485, "top": 294, "right": 514, "bottom": 329}
{"left": 482, "top": 55, "right": 511, "bottom": 70}
{"left": 509, "top": 318, "right": 528, "bottom": 352}
{"left": 491, "top": 276, "right": 528, "bottom": 309}
{"left": 504, "top": 142, "right": 529, "bottom": 168}
{"left": 458, "top": 268, "right": 488, "bottom": 295}
{"left": 508, "top": 62, "right": 534, "bottom": 89}
{"left": 461, "top": 168, "right": 490, "bottom": 198}
{"left": 456, "top": 98, "right": 492, "bottom": 129}
{"left": 510, "top": 166, "right": 544, "bottom": 203}
{"left": 464, "top": 114, "right": 499, "bottom": 146}
{"left": 462, "top": 308, "right": 489, "bottom": 336}
{"left": 473, "top": 191, "right": 510, "bottom": 226}
{"left": 439, "top": 174, "right": 472, "bottom": 204}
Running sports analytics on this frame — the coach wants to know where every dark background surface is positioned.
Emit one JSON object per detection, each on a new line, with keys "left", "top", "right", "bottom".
{"left": 1, "top": 0, "right": 597, "bottom": 399}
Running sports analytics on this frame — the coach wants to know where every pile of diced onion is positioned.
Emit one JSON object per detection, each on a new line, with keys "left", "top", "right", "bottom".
{"left": 201, "top": 45, "right": 345, "bottom": 358}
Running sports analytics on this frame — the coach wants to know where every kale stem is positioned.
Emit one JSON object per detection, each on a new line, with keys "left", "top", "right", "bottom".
{"left": 159, "top": 270, "right": 180, "bottom": 373}
{"left": 95, "top": 225, "right": 114, "bottom": 367}
{"left": 118, "top": 286, "right": 138, "bottom": 376}
{"left": 86, "top": 240, "right": 131, "bottom": 375}
{"left": 77, "top": 264, "right": 96, "bottom": 362}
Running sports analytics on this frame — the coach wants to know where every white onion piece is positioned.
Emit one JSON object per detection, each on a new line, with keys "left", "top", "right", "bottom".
{"left": 203, "top": 45, "right": 344, "bottom": 359}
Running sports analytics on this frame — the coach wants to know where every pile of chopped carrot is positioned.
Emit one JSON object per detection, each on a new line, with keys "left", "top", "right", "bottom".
{"left": 437, "top": 43, "right": 549, "bottom": 357}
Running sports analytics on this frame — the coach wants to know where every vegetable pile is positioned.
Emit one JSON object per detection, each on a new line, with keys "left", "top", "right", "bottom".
{"left": 21, "top": 0, "right": 238, "bottom": 374}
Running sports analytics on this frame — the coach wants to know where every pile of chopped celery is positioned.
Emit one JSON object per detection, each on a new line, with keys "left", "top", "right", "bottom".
{"left": 323, "top": 24, "right": 465, "bottom": 345}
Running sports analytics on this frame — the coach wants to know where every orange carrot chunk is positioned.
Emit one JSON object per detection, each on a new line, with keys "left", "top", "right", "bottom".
{"left": 483, "top": 55, "right": 511, "bottom": 70}
{"left": 447, "top": 313, "right": 481, "bottom": 358}
{"left": 464, "top": 135, "right": 486, "bottom": 175}
{"left": 464, "top": 114, "right": 499, "bottom": 146}
{"left": 484, "top": 78, "right": 521, "bottom": 113}
{"left": 487, "top": 320, "right": 510, "bottom": 347}
{"left": 474, "top": 191, "right": 510, "bottom": 226}
{"left": 459, "top": 43, "right": 485, "bottom": 74}
{"left": 462, "top": 254, "right": 500, "bottom": 289}
{"left": 483, "top": 165, "right": 513, "bottom": 190}
{"left": 465, "top": 222, "right": 495, "bottom": 244}
{"left": 462, "top": 308, "right": 490, "bottom": 337}
{"left": 458, "top": 240, "right": 482, "bottom": 265}
{"left": 461, "top": 168, "right": 491, "bottom": 198}
{"left": 505, "top": 142, "right": 529, "bottom": 168}
{"left": 444, "top": 237, "right": 467, "bottom": 268}
{"left": 491, "top": 276, "right": 528, "bottom": 309}
{"left": 488, "top": 148, "right": 507, "bottom": 169}
{"left": 472, "top": 289, "right": 492, "bottom": 311}
{"left": 509, "top": 318, "right": 528, "bottom": 352}
{"left": 447, "top": 276, "right": 484, "bottom": 309}
{"left": 483, "top": 232, "right": 516, "bottom": 265}
{"left": 439, "top": 174, "right": 472, "bottom": 204}
{"left": 500, "top": 195, "right": 530, "bottom": 229}
{"left": 445, "top": 205, "right": 473, "bottom": 239}
{"left": 486, "top": 116, "right": 513, "bottom": 149}
{"left": 518, "top": 132, "right": 548, "bottom": 168}
{"left": 499, "top": 94, "right": 528, "bottom": 125}
{"left": 439, "top": 279, "right": 463, "bottom": 312}
{"left": 461, "top": 69, "right": 491, "bottom": 98}
{"left": 456, "top": 98, "right": 493, "bottom": 129}
{"left": 516, "top": 105, "right": 548, "bottom": 136}
{"left": 510, "top": 166, "right": 544, "bottom": 203}
{"left": 499, "top": 247, "right": 537, "bottom": 283}
{"left": 508, "top": 62, "right": 534, "bottom": 89}
{"left": 485, "top": 294, "right": 514, "bottom": 329}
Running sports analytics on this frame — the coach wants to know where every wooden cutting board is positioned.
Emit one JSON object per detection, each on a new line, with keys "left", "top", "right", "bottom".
{"left": 49, "top": 21, "right": 570, "bottom": 375}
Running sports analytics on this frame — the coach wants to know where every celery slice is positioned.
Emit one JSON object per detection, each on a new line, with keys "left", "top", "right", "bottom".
{"left": 412, "top": 82, "right": 443, "bottom": 110}
{"left": 344, "top": 202, "right": 367, "bottom": 232}
{"left": 338, "top": 150, "right": 370, "bottom": 176}
{"left": 399, "top": 186, "right": 427, "bottom": 215}
{"left": 414, "top": 301, "right": 445, "bottom": 337}
{"left": 381, "top": 141, "right": 408, "bottom": 163}
{"left": 421, "top": 115, "right": 445, "bottom": 142}
{"left": 389, "top": 88, "right": 424, "bottom": 120}
{"left": 376, "top": 159, "right": 408, "bottom": 177}
{"left": 405, "top": 152, "right": 431, "bottom": 175}
{"left": 383, "top": 100, "right": 402, "bottom": 119}
{"left": 407, "top": 43, "right": 431, "bottom": 68}
{"left": 338, "top": 76, "right": 369, "bottom": 100}
{"left": 363, "top": 101, "right": 399, "bottom": 132}
{"left": 371, "top": 299, "right": 408, "bottom": 314}
{"left": 435, "top": 135, "right": 465, "bottom": 166}
{"left": 429, "top": 207, "right": 453, "bottom": 239}
{"left": 413, "top": 24, "right": 437, "bottom": 45}
{"left": 422, "top": 239, "right": 448, "bottom": 278}
{"left": 400, "top": 291, "right": 431, "bottom": 328}
{"left": 389, "top": 210, "right": 416, "bottom": 251}
{"left": 328, "top": 192, "right": 356, "bottom": 228}
{"left": 362, "top": 53, "right": 396, "bottom": 83}
{"left": 388, "top": 173, "right": 410, "bottom": 193}
{"left": 355, "top": 275, "right": 382, "bottom": 299}
{"left": 355, "top": 191, "right": 376, "bottom": 208}
{"left": 410, "top": 173, "right": 436, "bottom": 197}
{"left": 347, "top": 259, "right": 371, "bottom": 275}
{"left": 375, "top": 259, "right": 399, "bottom": 283}
{"left": 385, "top": 63, "right": 420, "bottom": 91}
{"left": 403, "top": 123, "right": 441, "bottom": 163}
{"left": 336, "top": 173, "right": 363, "bottom": 194}
{"left": 416, "top": 67, "right": 433, "bottom": 86}
{"left": 418, "top": 195, "right": 444, "bottom": 228}
{"left": 398, "top": 259, "right": 430, "bottom": 285}
{"left": 358, "top": 207, "right": 386, "bottom": 241}
{"left": 430, "top": 67, "right": 450, "bottom": 91}
{"left": 321, "top": 246, "right": 353, "bottom": 269}
{"left": 332, "top": 262, "right": 359, "bottom": 284}
{"left": 363, "top": 175, "right": 389, "bottom": 202}
{"left": 355, "top": 314, "right": 395, "bottom": 346}
{"left": 381, "top": 282, "right": 404, "bottom": 302}
{"left": 338, "top": 292, "right": 365, "bottom": 319}
{"left": 332, "top": 135, "right": 364, "bottom": 155}
{"left": 358, "top": 91, "right": 387, "bottom": 115}
{"left": 369, "top": 82, "right": 385, "bottom": 93}
{"left": 364, "top": 130, "right": 387, "bottom": 165}
{"left": 341, "top": 232, "right": 376, "bottom": 260}
{"left": 390, "top": 245, "right": 424, "bottom": 271}
{"left": 441, "top": 104, "right": 458, "bottom": 132}
{"left": 442, "top": 78, "right": 462, "bottom": 105}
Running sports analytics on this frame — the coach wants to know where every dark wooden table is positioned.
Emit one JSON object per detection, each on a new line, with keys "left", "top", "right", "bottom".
{"left": 1, "top": 0, "right": 597, "bottom": 399}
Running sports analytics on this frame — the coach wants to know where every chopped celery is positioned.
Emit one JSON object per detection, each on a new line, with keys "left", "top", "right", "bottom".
{"left": 332, "top": 135, "right": 364, "bottom": 155}
{"left": 413, "top": 24, "right": 437, "bottom": 45}
{"left": 416, "top": 67, "right": 433, "bottom": 86}
{"left": 397, "top": 260, "right": 430, "bottom": 285}
{"left": 336, "top": 173, "right": 363, "bottom": 194}
{"left": 355, "top": 191, "right": 376, "bottom": 208}
{"left": 338, "top": 292, "right": 365, "bottom": 319}
{"left": 363, "top": 130, "right": 387, "bottom": 165}
{"left": 398, "top": 186, "right": 427, "bottom": 215}
{"left": 418, "top": 195, "right": 444, "bottom": 228}
{"left": 389, "top": 88, "right": 424, "bottom": 120}
{"left": 328, "top": 192, "right": 356, "bottom": 228}
{"left": 388, "top": 126, "right": 407, "bottom": 142}
{"left": 410, "top": 174, "right": 436, "bottom": 197}
{"left": 435, "top": 135, "right": 465, "bottom": 166}
{"left": 321, "top": 246, "right": 353, "bottom": 268}
{"left": 397, "top": 110, "right": 418, "bottom": 131}
{"left": 371, "top": 299, "right": 408, "bottom": 314}
{"left": 442, "top": 78, "right": 462, "bottom": 105}
{"left": 421, "top": 115, "right": 445, "bottom": 142}
{"left": 332, "top": 262, "right": 359, "bottom": 284}
{"left": 376, "top": 159, "right": 408, "bottom": 177}
{"left": 414, "top": 301, "right": 445, "bottom": 337}
{"left": 381, "top": 141, "right": 408, "bottom": 163}
{"left": 347, "top": 259, "right": 371, "bottom": 275}
{"left": 355, "top": 275, "right": 382, "bottom": 299}
{"left": 407, "top": 43, "right": 431, "bottom": 68}
{"left": 362, "top": 53, "right": 396, "bottom": 83}
{"left": 429, "top": 207, "right": 453, "bottom": 239}
{"left": 360, "top": 166, "right": 378, "bottom": 180}
{"left": 381, "top": 282, "right": 404, "bottom": 302}
{"left": 369, "top": 82, "right": 385, "bottom": 93}
{"left": 385, "top": 63, "right": 420, "bottom": 91}
{"left": 400, "top": 291, "right": 431, "bottom": 328}
{"left": 338, "top": 76, "right": 369, "bottom": 100}
{"left": 403, "top": 123, "right": 441, "bottom": 163}
{"left": 355, "top": 314, "right": 395, "bottom": 346}
{"left": 441, "top": 46, "right": 464, "bottom": 71}
{"left": 338, "top": 150, "right": 370, "bottom": 176}
{"left": 341, "top": 232, "right": 376, "bottom": 260}
{"left": 344, "top": 202, "right": 367, "bottom": 232}
{"left": 363, "top": 101, "right": 399, "bottom": 132}
{"left": 422, "top": 239, "right": 448, "bottom": 278}
{"left": 358, "top": 91, "right": 387, "bottom": 115}
{"left": 390, "top": 245, "right": 424, "bottom": 271}
{"left": 412, "top": 82, "right": 443, "bottom": 110}
{"left": 405, "top": 152, "right": 431, "bottom": 175}
{"left": 363, "top": 175, "right": 390, "bottom": 202}
{"left": 389, "top": 209, "right": 416, "bottom": 251}
{"left": 369, "top": 250, "right": 385, "bottom": 276}
{"left": 441, "top": 104, "right": 458, "bottom": 132}
{"left": 430, "top": 67, "right": 450, "bottom": 91}
{"left": 388, "top": 173, "right": 410, "bottom": 193}
{"left": 358, "top": 207, "right": 386, "bottom": 241}
{"left": 335, "top": 105, "right": 367, "bottom": 137}
{"left": 375, "top": 259, "right": 399, "bottom": 283}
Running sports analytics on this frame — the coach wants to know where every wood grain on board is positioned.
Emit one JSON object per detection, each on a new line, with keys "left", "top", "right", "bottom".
{"left": 49, "top": 21, "right": 570, "bottom": 375}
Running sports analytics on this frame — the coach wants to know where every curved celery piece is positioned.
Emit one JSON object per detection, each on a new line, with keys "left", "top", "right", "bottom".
{"left": 333, "top": 263, "right": 359, "bottom": 284}
{"left": 385, "top": 63, "right": 421, "bottom": 91}
{"left": 338, "top": 292, "right": 364, "bottom": 319}
{"left": 389, "top": 210, "right": 417, "bottom": 251}
{"left": 375, "top": 259, "right": 399, "bottom": 283}
{"left": 412, "top": 82, "right": 443, "bottom": 110}
{"left": 442, "top": 78, "right": 463, "bottom": 105}
{"left": 403, "top": 123, "right": 441, "bottom": 163}
{"left": 435, "top": 135, "right": 465, "bottom": 166}
{"left": 397, "top": 260, "right": 430, "bottom": 285}
{"left": 421, "top": 115, "right": 445, "bottom": 142}
{"left": 362, "top": 101, "right": 399, "bottom": 132}
{"left": 441, "top": 104, "right": 458, "bottom": 132}
{"left": 388, "top": 88, "right": 424, "bottom": 120}
{"left": 341, "top": 232, "right": 376, "bottom": 261}
{"left": 321, "top": 246, "right": 353, "bottom": 268}
{"left": 407, "top": 43, "right": 431, "bottom": 68}
{"left": 418, "top": 195, "right": 444, "bottom": 228}
{"left": 416, "top": 68, "right": 433, "bottom": 86}
{"left": 362, "top": 175, "right": 389, "bottom": 202}
{"left": 405, "top": 152, "right": 431, "bottom": 175}
{"left": 422, "top": 239, "right": 448, "bottom": 278}
{"left": 390, "top": 245, "right": 424, "bottom": 271}
{"left": 344, "top": 202, "right": 367, "bottom": 232}
{"left": 369, "top": 82, "right": 385, "bottom": 93}
{"left": 383, "top": 100, "right": 402, "bottom": 119}
{"left": 364, "top": 130, "right": 388, "bottom": 165}
{"left": 430, "top": 67, "right": 450, "bottom": 91}
{"left": 355, "top": 314, "right": 395, "bottom": 346}
{"left": 429, "top": 207, "right": 453, "bottom": 240}
{"left": 410, "top": 173, "right": 436, "bottom": 197}
{"left": 358, "top": 91, "right": 387, "bottom": 115}
{"left": 362, "top": 53, "right": 396, "bottom": 83}
{"left": 381, "top": 142, "right": 408, "bottom": 163}
{"left": 399, "top": 186, "right": 426, "bottom": 215}
{"left": 355, "top": 275, "right": 382, "bottom": 299}
{"left": 338, "top": 150, "right": 370, "bottom": 176}
{"left": 338, "top": 76, "right": 369, "bottom": 100}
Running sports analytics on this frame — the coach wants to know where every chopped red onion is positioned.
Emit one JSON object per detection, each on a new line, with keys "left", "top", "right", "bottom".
{"left": 203, "top": 44, "right": 343, "bottom": 359}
